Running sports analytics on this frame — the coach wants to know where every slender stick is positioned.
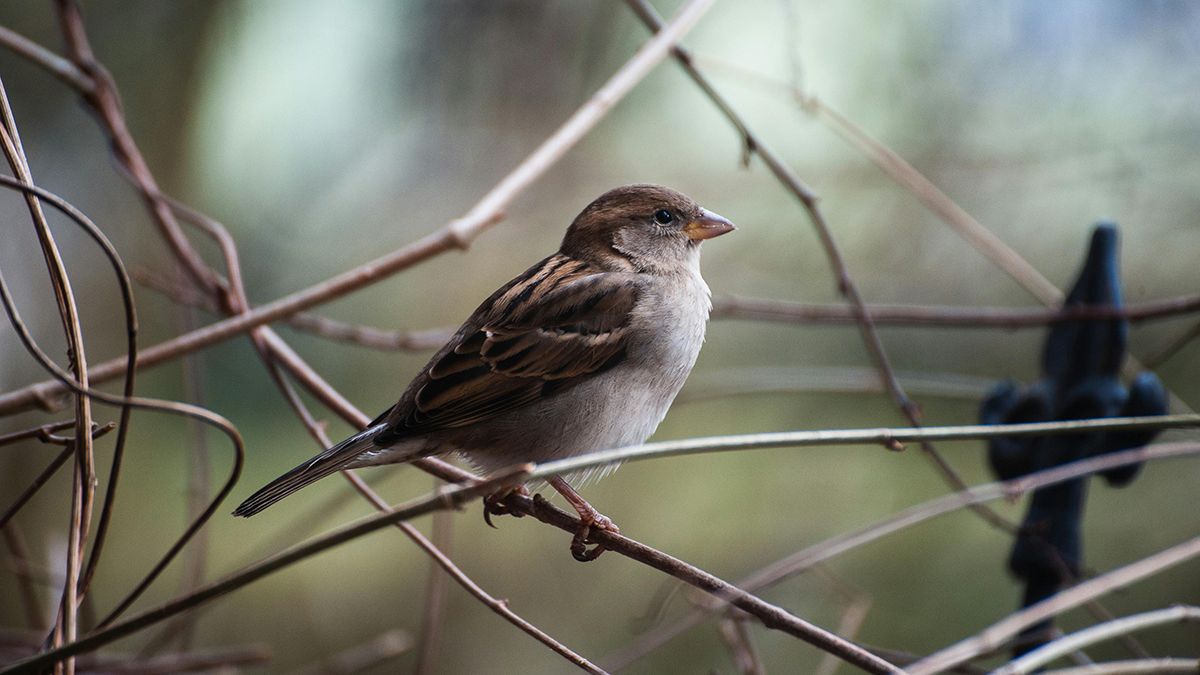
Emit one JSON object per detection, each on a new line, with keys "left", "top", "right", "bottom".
{"left": 0, "top": 468, "right": 531, "bottom": 675}
{"left": 0, "top": 77, "right": 95, "bottom": 675}
{"left": 0, "top": 447, "right": 74, "bottom": 530}
{"left": 598, "top": 442, "right": 1200, "bottom": 671}
{"left": 0, "top": 420, "right": 79, "bottom": 447}
{"left": 908, "top": 538, "right": 1200, "bottom": 675}
{"left": 1042, "top": 658, "right": 1200, "bottom": 675}
{"left": 712, "top": 294, "right": 1200, "bottom": 328}
{"left": 0, "top": 259, "right": 245, "bottom": 634}
{"left": 53, "top": 0, "right": 222, "bottom": 294}
{"left": 0, "top": 25, "right": 94, "bottom": 92}
{"left": 996, "top": 606, "right": 1200, "bottom": 675}
{"left": 527, "top": 415, "right": 1200, "bottom": 481}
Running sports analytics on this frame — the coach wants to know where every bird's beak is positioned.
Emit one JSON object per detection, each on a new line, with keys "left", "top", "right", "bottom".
{"left": 683, "top": 208, "right": 736, "bottom": 241}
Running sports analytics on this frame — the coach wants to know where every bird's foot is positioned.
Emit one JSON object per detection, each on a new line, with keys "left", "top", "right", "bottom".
{"left": 569, "top": 506, "right": 619, "bottom": 562}
{"left": 482, "top": 485, "right": 530, "bottom": 529}
{"left": 539, "top": 477, "right": 620, "bottom": 562}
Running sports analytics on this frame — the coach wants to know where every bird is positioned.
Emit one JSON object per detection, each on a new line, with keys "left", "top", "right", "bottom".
{"left": 234, "top": 184, "right": 736, "bottom": 560}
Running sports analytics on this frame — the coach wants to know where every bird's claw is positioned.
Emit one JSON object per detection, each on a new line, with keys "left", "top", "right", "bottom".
{"left": 482, "top": 486, "right": 530, "bottom": 529}
{"left": 569, "top": 512, "right": 618, "bottom": 563}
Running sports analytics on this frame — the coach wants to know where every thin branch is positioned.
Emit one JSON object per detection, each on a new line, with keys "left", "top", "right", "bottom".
{"left": 158, "top": 305, "right": 212, "bottom": 652}
{"left": 282, "top": 312, "right": 453, "bottom": 351}
{"left": 997, "top": 606, "right": 1200, "bottom": 675}
{"left": 1042, "top": 658, "right": 1200, "bottom": 675}
{"left": 0, "top": 467, "right": 531, "bottom": 675}
{"left": 677, "top": 366, "right": 994, "bottom": 404}
{"left": 1, "top": 442, "right": 84, "bottom": 531}
{"left": 0, "top": 175, "right": 144, "bottom": 617}
{"left": 0, "top": 255, "right": 245, "bottom": 635}
{"left": 908, "top": 539, "right": 1200, "bottom": 675}
{"left": 0, "top": 420, "right": 80, "bottom": 447}
{"left": 0, "top": 75, "right": 95, "bottom": 675}
{"left": 53, "top": 0, "right": 223, "bottom": 294}
{"left": 512, "top": 494, "right": 899, "bottom": 674}
{"left": 712, "top": 294, "right": 1200, "bottom": 328}
{"left": 527, "top": 415, "right": 1200, "bottom": 481}
{"left": 0, "top": 25, "right": 94, "bottom": 92}
{"left": 599, "top": 442, "right": 1200, "bottom": 671}
{"left": 134, "top": 269, "right": 454, "bottom": 351}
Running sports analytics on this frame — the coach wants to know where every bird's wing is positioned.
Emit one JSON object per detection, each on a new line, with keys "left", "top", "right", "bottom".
{"left": 374, "top": 255, "right": 641, "bottom": 442}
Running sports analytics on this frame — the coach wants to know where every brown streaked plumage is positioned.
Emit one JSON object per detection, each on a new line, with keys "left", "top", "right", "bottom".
{"left": 234, "top": 184, "right": 735, "bottom": 561}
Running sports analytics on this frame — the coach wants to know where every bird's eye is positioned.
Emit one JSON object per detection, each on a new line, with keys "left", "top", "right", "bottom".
{"left": 653, "top": 209, "right": 674, "bottom": 225}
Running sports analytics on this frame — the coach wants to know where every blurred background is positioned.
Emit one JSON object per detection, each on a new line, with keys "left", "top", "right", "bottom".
{"left": 1, "top": 1, "right": 1198, "bottom": 672}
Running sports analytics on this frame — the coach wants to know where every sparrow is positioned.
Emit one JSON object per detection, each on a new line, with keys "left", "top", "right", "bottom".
{"left": 234, "top": 184, "right": 736, "bottom": 560}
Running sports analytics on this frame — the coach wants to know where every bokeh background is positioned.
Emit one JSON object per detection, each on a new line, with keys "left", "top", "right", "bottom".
{"left": 2, "top": 1, "right": 1198, "bottom": 672}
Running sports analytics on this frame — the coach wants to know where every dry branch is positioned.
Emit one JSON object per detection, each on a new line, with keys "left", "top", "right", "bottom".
{"left": 599, "top": 441, "right": 1200, "bottom": 670}
{"left": 909, "top": 540, "right": 1200, "bottom": 674}
{"left": 1042, "top": 658, "right": 1200, "bottom": 675}
{"left": 996, "top": 605, "right": 1200, "bottom": 674}
{"left": 0, "top": 76, "right": 95, "bottom": 675}
{"left": 0, "top": 467, "right": 530, "bottom": 674}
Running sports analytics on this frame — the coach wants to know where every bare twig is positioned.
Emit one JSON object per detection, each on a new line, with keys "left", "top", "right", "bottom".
{"left": 0, "top": 25, "right": 94, "bottom": 91}
{"left": 526, "top": 415, "right": 1200, "bottom": 480}
{"left": 0, "top": 430, "right": 110, "bottom": 532}
{"left": 0, "top": 75, "right": 95, "bottom": 675}
{"left": 599, "top": 442, "right": 1200, "bottom": 670}
{"left": 997, "top": 606, "right": 1200, "bottom": 675}
{"left": 53, "top": 0, "right": 223, "bottom": 294}
{"left": 712, "top": 294, "right": 1200, "bottom": 328}
{"left": 1042, "top": 658, "right": 1200, "bottom": 675}
{"left": 909, "top": 539, "right": 1200, "bottom": 675}
{"left": 0, "top": 256, "right": 244, "bottom": 634}
{"left": 512, "top": 494, "right": 899, "bottom": 674}
{"left": 678, "top": 366, "right": 995, "bottom": 404}
{"left": 281, "top": 312, "right": 454, "bottom": 351}
{"left": 0, "top": 467, "right": 531, "bottom": 675}
{"left": 0, "top": 420, "right": 81, "bottom": 447}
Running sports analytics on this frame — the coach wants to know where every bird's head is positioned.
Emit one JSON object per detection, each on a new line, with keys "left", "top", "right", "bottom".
{"left": 560, "top": 184, "right": 735, "bottom": 272}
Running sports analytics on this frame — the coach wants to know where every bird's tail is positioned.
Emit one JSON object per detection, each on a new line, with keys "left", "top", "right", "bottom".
{"left": 233, "top": 424, "right": 386, "bottom": 517}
